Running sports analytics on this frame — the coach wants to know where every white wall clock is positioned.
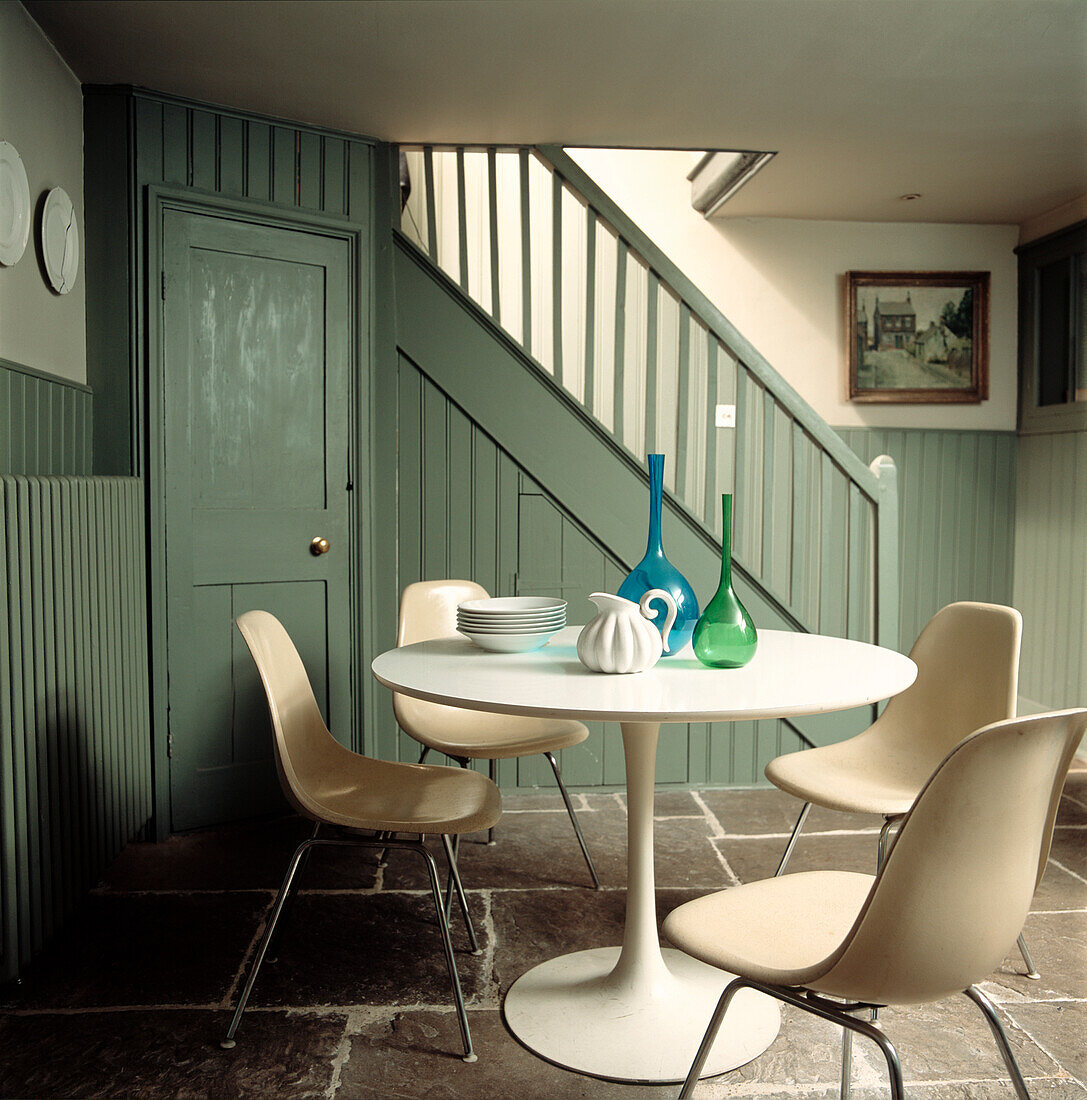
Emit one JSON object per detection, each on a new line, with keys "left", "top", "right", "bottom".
{"left": 40, "top": 186, "right": 79, "bottom": 294}
{"left": 0, "top": 141, "right": 32, "bottom": 266}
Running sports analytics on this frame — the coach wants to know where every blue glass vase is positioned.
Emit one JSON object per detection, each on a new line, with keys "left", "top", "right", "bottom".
{"left": 617, "top": 454, "right": 699, "bottom": 656}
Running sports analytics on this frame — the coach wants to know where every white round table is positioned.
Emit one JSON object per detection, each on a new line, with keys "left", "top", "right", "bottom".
{"left": 372, "top": 626, "right": 916, "bottom": 1083}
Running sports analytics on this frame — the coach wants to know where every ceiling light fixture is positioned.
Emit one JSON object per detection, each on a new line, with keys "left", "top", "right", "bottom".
{"left": 899, "top": 193, "right": 922, "bottom": 201}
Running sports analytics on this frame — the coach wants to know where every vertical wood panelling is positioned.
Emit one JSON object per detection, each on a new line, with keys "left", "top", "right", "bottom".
{"left": 395, "top": 357, "right": 807, "bottom": 790}
{"left": 1013, "top": 430, "right": 1087, "bottom": 711}
{"left": 1, "top": 477, "right": 150, "bottom": 982}
{"left": 0, "top": 362, "right": 92, "bottom": 476}
{"left": 218, "top": 115, "right": 245, "bottom": 196}
{"left": 837, "top": 427, "right": 1017, "bottom": 653}
{"left": 85, "top": 88, "right": 378, "bottom": 803}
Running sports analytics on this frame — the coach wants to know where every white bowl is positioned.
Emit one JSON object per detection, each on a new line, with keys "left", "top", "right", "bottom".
{"left": 457, "top": 613, "right": 566, "bottom": 628}
{"left": 458, "top": 596, "right": 566, "bottom": 615}
{"left": 458, "top": 606, "right": 565, "bottom": 619}
{"left": 457, "top": 622, "right": 564, "bottom": 635}
{"left": 460, "top": 628, "right": 561, "bottom": 652}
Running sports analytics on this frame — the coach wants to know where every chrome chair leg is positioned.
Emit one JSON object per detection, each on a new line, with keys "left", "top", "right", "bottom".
{"left": 223, "top": 833, "right": 481, "bottom": 1061}
{"left": 222, "top": 835, "right": 317, "bottom": 1049}
{"left": 544, "top": 750, "right": 601, "bottom": 889}
{"left": 964, "top": 985, "right": 1031, "bottom": 1100}
{"left": 877, "top": 815, "right": 900, "bottom": 870}
{"left": 1016, "top": 933, "right": 1041, "bottom": 980}
{"left": 774, "top": 801, "right": 812, "bottom": 876}
{"left": 840, "top": 1027, "right": 853, "bottom": 1100}
{"left": 267, "top": 822, "right": 320, "bottom": 961}
{"left": 417, "top": 842, "right": 477, "bottom": 1063}
{"left": 678, "top": 977, "right": 744, "bottom": 1098}
{"left": 444, "top": 757, "right": 473, "bottom": 919}
{"left": 487, "top": 759, "right": 497, "bottom": 845}
{"left": 442, "top": 834, "right": 482, "bottom": 955}
{"left": 375, "top": 830, "right": 397, "bottom": 869}
{"left": 679, "top": 979, "right": 903, "bottom": 1100}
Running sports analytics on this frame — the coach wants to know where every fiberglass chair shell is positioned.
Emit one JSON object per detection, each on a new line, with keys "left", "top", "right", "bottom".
{"left": 221, "top": 610, "right": 501, "bottom": 1062}
{"left": 664, "top": 707, "right": 1087, "bottom": 1100}
{"left": 393, "top": 580, "right": 600, "bottom": 889}
{"left": 764, "top": 601, "right": 1039, "bottom": 976}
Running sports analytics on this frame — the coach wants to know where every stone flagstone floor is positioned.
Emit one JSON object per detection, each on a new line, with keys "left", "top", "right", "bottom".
{"left": 0, "top": 763, "right": 1084, "bottom": 1099}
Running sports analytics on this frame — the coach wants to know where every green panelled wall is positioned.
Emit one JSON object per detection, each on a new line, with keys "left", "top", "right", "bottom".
{"left": 1013, "top": 429, "right": 1087, "bottom": 712}
{"left": 84, "top": 88, "right": 375, "bottom": 479}
{"left": 393, "top": 354, "right": 821, "bottom": 789}
{"left": 0, "top": 360, "right": 92, "bottom": 475}
{"left": 82, "top": 89, "right": 384, "bottom": 835}
{"left": 835, "top": 428, "right": 1017, "bottom": 654}
{"left": 1, "top": 476, "right": 150, "bottom": 981}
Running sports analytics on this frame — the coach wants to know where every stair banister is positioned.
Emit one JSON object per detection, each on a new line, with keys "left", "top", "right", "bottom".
{"left": 396, "top": 143, "right": 901, "bottom": 652}
{"left": 538, "top": 145, "right": 878, "bottom": 496}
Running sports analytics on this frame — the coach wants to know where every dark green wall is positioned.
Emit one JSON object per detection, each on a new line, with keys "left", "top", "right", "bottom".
{"left": 0, "top": 360, "right": 92, "bottom": 475}
{"left": 82, "top": 88, "right": 386, "bottom": 832}
{"left": 83, "top": 88, "right": 376, "bottom": 478}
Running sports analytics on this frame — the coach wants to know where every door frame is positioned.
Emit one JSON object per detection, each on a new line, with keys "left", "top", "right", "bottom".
{"left": 146, "top": 185, "right": 368, "bottom": 839}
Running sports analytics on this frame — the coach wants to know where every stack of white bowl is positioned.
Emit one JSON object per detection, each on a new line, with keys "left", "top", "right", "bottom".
{"left": 456, "top": 596, "right": 567, "bottom": 652}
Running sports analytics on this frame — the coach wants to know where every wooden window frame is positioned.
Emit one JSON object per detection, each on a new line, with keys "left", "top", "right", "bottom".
{"left": 1017, "top": 220, "right": 1087, "bottom": 436}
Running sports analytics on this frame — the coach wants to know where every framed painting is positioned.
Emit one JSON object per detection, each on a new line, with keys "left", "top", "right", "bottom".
{"left": 846, "top": 271, "right": 990, "bottom": 403}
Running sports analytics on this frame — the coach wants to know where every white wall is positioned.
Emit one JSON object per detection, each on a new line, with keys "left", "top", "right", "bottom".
{"left": 570, "top": 149, "right": 1019, "bottom": 431}
{"left": 0, "top": 2, "right": 85, "bottom": 384}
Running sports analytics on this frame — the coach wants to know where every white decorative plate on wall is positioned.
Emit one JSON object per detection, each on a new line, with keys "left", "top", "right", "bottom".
{"left": 0, "top": 141, "right": 32, "bottom": 266}
{"left": 41, "top": 186, "right": 79, "bottom": 293}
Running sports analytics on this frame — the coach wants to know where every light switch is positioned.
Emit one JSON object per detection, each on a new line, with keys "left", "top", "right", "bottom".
{"left": 715, "top": 404, "right": 736, "bottom": 428}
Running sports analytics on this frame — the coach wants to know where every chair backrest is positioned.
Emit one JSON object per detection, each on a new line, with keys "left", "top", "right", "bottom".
{"left": 235, "top": 609, "right": 350, "bottom": 822}
{"left": 813, "top": 708, "right": 1087, "bottom": 1006}
{"left": 871, "top": 602, "right": 1022, "bottom": 760}
{"left": 397, "top": 579, "right": 490, "bottom": 646}
{"left": 394, "top": 580, "right": 492, "bottom": 735}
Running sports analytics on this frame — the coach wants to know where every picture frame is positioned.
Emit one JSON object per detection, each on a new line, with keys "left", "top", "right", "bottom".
{"left": 846, "top": 270, "right": 990, "bottom": 403}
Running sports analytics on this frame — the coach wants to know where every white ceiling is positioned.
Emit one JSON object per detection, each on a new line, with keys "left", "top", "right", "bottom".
{"left": 23, "top": 0, "right": 1087, "bottom": 225}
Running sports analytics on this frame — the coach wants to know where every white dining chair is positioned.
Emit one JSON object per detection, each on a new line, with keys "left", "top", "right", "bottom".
{"left": 764, "top": 602, "right": 1040, "bottom": 976}
{"left": 665, "top": 708, "right": 1087, "bottom": 1100}
{"left": 221, "top": 610, "right": 502, "bottom": 1062}
{"left": 393, "top": 579, "right": 600, "bottom": 889}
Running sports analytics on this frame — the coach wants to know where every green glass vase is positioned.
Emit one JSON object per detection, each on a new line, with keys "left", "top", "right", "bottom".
{"left": 692, "top": 494, "right": 758, "bottom": 668}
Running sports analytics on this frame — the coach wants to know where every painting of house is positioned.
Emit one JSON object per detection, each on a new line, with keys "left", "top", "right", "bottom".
{"left": 873, "top": 293, "right": 917, "bottom": 349}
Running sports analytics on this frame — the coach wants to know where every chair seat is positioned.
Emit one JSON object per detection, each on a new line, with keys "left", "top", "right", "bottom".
{"left": 765, "top": 736, "right": 933, "bottom": 816}
{"left": 663, "top": 870, "right": 875, "bottom": 988}
{"left": 297, "top": 749, "right": 502, "bottom": 834}
{"left": 394, "top": 695, "right": 590, "bottom": 759}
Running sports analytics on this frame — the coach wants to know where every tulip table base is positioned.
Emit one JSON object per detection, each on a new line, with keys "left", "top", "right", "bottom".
{"left": 371, "top": 630, "right": 918, "bottom": 1083}
{"left": 504, "top": 946, "right": 778, "bottom": 1082}
{"left": 504, "top": 720, "right": 779, "bottom": 1083}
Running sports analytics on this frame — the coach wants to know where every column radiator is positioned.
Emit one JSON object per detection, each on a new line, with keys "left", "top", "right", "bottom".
{"left": 1, "top": 476, "right": 152, "bottom": 981}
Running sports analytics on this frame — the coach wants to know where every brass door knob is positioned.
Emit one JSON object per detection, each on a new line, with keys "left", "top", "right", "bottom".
{"left": 310, "top": 537, "right": 331, "bottom": 556}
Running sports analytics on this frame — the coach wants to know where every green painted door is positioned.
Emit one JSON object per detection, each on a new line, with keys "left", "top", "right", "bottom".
{"left": 162, "top": 209, "right": 353, "bottom": 831}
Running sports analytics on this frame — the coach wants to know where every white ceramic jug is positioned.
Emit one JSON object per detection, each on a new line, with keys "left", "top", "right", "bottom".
{"left": 576, "top": 590, "right": 678, "bottom": 674}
